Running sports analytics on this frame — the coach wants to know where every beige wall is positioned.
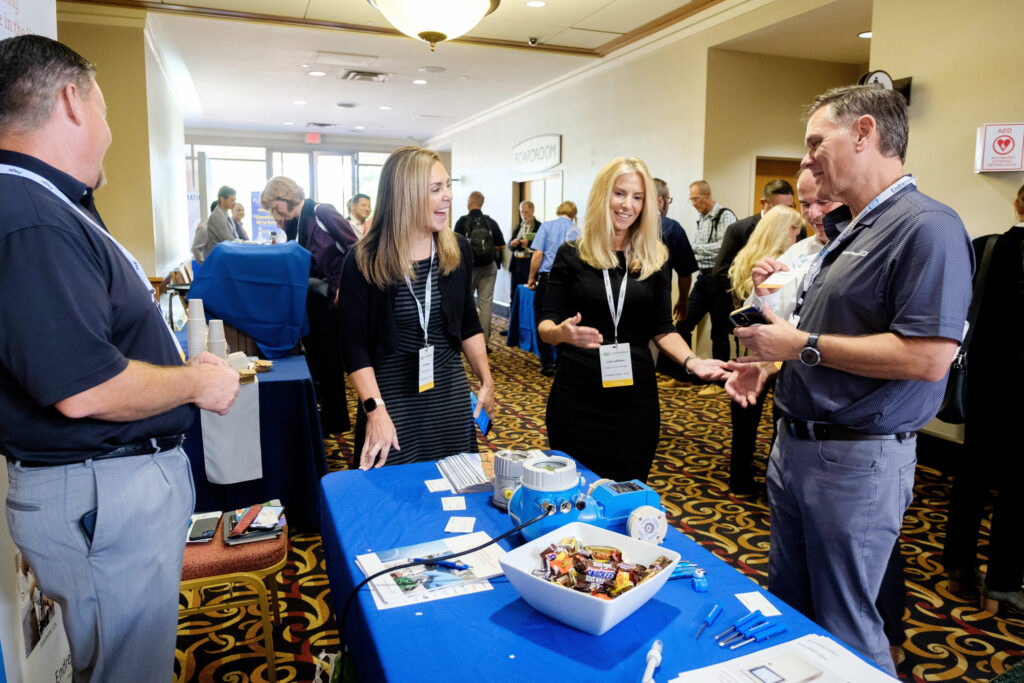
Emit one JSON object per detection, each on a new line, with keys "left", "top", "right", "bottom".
{"left": 436, "top": 0, "right": 843, "bottom": 307}
{"left": 704, "top": 49, "right": 862, "bottom": 214}
{"left": 59, "top": 4, "right": 186, "bottom": 277}
{"left": 146, "top": 32, "right": 188, "bottom": 277}
{"left": 872, "top": 0, "right": 1024, "bottom": 237}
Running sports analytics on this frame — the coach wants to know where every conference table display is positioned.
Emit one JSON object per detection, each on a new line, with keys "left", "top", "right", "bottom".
{"left": 176, "top": 329, "right": 327, "bottom": 528}
{"left": 319, "top": 455, "right": 889, "bottom": 681}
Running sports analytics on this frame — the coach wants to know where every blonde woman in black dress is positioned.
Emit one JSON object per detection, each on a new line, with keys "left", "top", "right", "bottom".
{"left": 539, "top": 157, "right": 728, "bottom": 482}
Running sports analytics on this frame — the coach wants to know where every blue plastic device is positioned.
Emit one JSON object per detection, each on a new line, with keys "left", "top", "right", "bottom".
{"left": 506, "top": 456, "right": 665, "bottom": 541}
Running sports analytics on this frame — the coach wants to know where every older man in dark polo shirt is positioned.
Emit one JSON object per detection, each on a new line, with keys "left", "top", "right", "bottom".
{"left": 726, "top": 85, "right": 973, "bottom": 674}
{"left": 0, "top": 35, "right": 239, "bottom": 682}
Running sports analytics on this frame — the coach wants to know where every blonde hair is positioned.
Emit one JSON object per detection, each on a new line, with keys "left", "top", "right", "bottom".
{"left": 556, "top": 200, "right": 578, "bottom": 220}
{"left": 728, "top": 205, "right": 805, "bottom": 302}
{"left": 355, "top": 146, "right": 461, "bottom": 288}
{"left": 260, "top": 176, "right": 304, "bottom": 219}
{"left": 578, "top": 158, "right": 666, "bottom": 280}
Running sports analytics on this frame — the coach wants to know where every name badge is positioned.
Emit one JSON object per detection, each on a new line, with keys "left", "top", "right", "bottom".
{"left": 599, "top": 343, "right": 633, "bottom": 388}
{"left": 418, "top": 345, "right": 435, "bottom": 392}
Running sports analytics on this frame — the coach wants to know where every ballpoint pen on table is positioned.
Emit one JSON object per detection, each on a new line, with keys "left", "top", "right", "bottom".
{"left": 412, "top": 558, "right": 470, "bottom": 571}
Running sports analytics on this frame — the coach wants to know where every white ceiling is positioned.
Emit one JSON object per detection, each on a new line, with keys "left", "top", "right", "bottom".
{"left": 84, "top": 0, "right": 872, "bottom": 143}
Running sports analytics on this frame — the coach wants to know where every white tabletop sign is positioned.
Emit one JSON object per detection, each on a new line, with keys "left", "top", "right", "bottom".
{"left": 512, "top": 134, "right": 561, "bottom": 174}
{"left": 975, "top": 123, "right": 1024, "bottom": 172}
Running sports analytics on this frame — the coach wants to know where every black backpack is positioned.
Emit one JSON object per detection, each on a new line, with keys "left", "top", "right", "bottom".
{"left": 468, "top": 214, "right": 495, "bottom": 266}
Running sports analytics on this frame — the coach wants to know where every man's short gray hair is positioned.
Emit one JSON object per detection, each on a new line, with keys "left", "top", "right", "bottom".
{"left": 653, "top": 177, "right": 670, "bottom": 200}
{"left": 808, "top": 84, "right": 909, "bottom": 163}
{"left": 0, "top": 35, "right": 96, "bottom": 136}
{"left": 519, "top": 200, "right": 534, "bottom": 210}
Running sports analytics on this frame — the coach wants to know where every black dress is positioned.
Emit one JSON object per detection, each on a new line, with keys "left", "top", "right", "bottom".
{"left": 541, "top": 243, "right": 676, "bottom": 482}
{"left": 354, "top": 256, "right": 477, "bottom": 465}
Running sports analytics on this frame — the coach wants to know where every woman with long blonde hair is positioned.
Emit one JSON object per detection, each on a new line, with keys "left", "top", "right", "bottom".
{"left": 728, "top": 205, "right": 805, "bottom": 303}
{"left": 538, "top": 157, "right": 728, "bottom": 482}
{"left": 339, "top": 146, "right": 494, "bottom": 469}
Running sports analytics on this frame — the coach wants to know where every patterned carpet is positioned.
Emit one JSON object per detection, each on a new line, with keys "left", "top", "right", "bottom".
{"left": 174, "top": 326, "right": 1024, "bottom": 682}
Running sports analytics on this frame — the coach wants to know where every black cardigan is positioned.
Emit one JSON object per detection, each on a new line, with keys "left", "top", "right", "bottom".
{"left": 339, "top": 235, "right": 483, "bottom": 372}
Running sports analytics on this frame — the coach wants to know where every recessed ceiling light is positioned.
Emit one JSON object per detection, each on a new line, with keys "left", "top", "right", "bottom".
{"left": 379, "top": 105, "right": 392, "bottom": 111}
{"left": 294, "top": 100, "right": 306, "bottom": 105}
{"left": 413, "top": 79, "right": 428, "bottom": 85}
{"left": 858, "top": 31, "right": 872, "bottom": 38}
{"left": 527, "top": 1, "right": 546, "bottom": 6}
{"left": 419, "top": 66, "right": 446, "bottom": 73}
{"left": 459, "top": 75, "right": 468, "bottom": 80}
{"left": 354, "top": 125, "right": 366, "bottom": 131}
{"left": 308, "top": 70, "right": 327, "bottom": 77}
{"left": 300, "top": 63, "right": 310, "bottom": 68}
{"left": 283, "top": 121, "right": 294, "bottom": 126}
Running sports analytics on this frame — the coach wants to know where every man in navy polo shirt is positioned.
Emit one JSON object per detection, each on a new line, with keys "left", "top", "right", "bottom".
{"left": 0, "top": 35, "right": 239, "bottom": 681}
{"left": 726, "top": 85, "right": 973, "bottom": 674}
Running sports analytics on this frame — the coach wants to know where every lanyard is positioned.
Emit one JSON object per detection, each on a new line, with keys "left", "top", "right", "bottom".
{"left": 794, "top": 175, "right": 916, "bottom": 316}
{"left": 0, "top": 164, "right": 184, "bottom": 355}
{"left": 601, "top": 247, "right": 630, "bottom": 345}
{"left": 403, "top": 240, "right": 435, "bottom": 347}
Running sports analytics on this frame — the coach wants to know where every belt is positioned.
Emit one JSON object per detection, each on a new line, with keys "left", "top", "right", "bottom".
{"left": 12, "top": 435, "right": 185, "bottom": 469}
{"left": 780, "top": 416, "right": 913, "bottom": 442}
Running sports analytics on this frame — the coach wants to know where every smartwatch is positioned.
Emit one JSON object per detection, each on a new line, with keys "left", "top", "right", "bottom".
{"left": 799, "top": 333, "right": 821, "bottom": 367}
{"left": 363, "top": 397, "right": 386, "bottom": 413}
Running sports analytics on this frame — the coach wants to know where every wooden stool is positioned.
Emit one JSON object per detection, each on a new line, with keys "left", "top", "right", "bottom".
{"left": 179, "top": 517, "right": 288, "bottom": 683}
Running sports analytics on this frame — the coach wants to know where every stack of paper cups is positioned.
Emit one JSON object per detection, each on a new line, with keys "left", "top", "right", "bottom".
{"left": 207, "top": 319, "right": 228, "bottom": 359}
{"left": 186, "top": 299, "right": 207, "bottom": 359}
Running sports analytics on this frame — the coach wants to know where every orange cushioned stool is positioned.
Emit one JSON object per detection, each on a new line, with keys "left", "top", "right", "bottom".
{"left": 178, "top": 516, "right": 289, "bottom": 683}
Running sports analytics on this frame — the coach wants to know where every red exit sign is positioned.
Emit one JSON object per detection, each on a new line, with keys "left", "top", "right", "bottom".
{"left": 306, "top": 132, "right": 321, "bottom": 144}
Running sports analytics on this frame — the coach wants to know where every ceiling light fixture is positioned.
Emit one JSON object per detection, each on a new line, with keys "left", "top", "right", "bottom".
{"left": 354, "top": 125, "right": 366, "bottom": 131}
{"left": 526, "top": 1, "right": 545, "bottom": 6}
{"left": 858, "top": 31, "right": 872, "bottom": 38}
{"left": 413, "top": 79, "right": 428, "bottom": 85}
{"left": 367, "top": 0, "right": 500, "bottom": 51}
{"left": 379, "top": 105, "right": 392, "bottom": 110}
{"left": 283, "top": 121, "right": 295, "bottom": 126}
{"left": 294, "top": 100, "right": 307, "bottom": 105}
{"left": 308, "top": 70, "right": 327, "bottom": 77}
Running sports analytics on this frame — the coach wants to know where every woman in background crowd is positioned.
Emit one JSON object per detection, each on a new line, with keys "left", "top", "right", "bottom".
{"left": 539, "top": 157, "right": 728, "bottom": 482}
{"left": 724, "top": 204, "right": 806, "bottom": 494}
{"left": 340, "top": 146, "right": 494, "bottom": 469}
{"left": 943, "top": 182, "right": 1024, "bottom": 613}
{"left": 260, "top": 176, "right": 359, "bottom": 434}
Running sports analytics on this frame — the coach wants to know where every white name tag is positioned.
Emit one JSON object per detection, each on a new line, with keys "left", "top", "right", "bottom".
{"left": 599, "top": 343, "right": 633, "bottom": 388}
{"left": 418, "top": 345, "right": 435, "bottom": 392}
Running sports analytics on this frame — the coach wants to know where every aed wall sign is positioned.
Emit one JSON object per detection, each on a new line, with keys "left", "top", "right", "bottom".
{"left": 512, "top": 135, "right": 561, "bottom": 173}
{"left": 975, "top": 123, "right": 1024, "bottom": 172}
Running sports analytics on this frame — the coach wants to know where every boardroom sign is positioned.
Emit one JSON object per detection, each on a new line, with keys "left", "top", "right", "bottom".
{"left": 512, "top": 135, "right": 562, "bottom": 174}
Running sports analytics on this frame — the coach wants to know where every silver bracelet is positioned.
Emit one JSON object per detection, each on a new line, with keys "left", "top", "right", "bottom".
{"left": 682, "top": 353, "right": 698, "bottom": 375}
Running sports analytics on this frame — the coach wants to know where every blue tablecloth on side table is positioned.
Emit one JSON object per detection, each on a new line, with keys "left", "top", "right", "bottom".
{"left": 179, "top": 334, "right": 327, "bottom": 528}
{"left": 319, "top": 456, "right": 856, "bottom": 681}
{"left": 189, "top": 241, "right": 310, "bottom": 358}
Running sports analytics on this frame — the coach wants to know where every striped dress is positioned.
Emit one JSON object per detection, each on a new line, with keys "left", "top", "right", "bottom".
{"left": 356, "top": 255, "right": 477, "bottom": 465}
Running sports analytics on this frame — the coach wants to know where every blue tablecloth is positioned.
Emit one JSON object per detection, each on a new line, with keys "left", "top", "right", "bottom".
{"left": 189, "top": 241, "right": 310, "bottom": 358}
{"left": 179, "top": 331, "right": 327, "bottom": 528}
{"left": 319, "top": 457, "right": 852, "bottom": 681}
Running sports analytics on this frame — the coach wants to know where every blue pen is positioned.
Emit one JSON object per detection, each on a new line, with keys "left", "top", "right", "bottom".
{"left": 413, "top": 557, "right": 469, "bottom": 571}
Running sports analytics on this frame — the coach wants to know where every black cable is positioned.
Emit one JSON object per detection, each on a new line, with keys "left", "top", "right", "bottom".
{"left": 336, "top": 506, "right": 554, "bottom": 679}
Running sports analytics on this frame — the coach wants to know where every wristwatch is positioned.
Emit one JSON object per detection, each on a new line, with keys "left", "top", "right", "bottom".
{"left": 363, "top": 397, "right": 386, "bottom": 413}
{"left": 799, "top": 333, "right": 821, "bottom": 367}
